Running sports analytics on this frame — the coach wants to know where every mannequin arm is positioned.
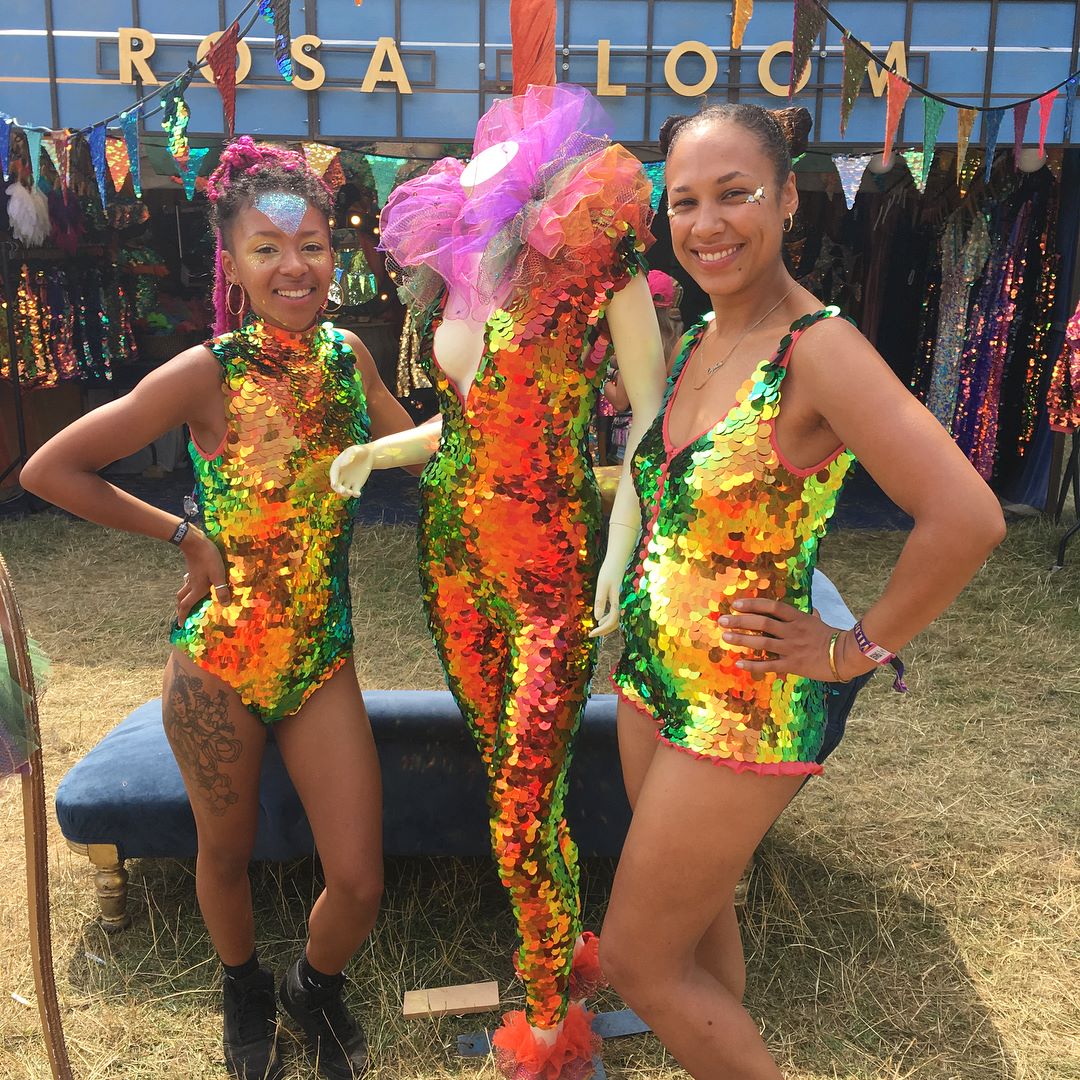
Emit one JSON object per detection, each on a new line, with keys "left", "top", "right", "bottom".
{"left": 592, "top": 272, "right": 667, "bottom": 637}
{"left": 329, "top": 416, "right": 442, "bottom": 498}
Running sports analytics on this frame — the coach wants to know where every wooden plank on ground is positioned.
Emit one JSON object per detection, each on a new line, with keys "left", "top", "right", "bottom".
{"left": 402, "top": 980, "right": 500, "bottom": 1019}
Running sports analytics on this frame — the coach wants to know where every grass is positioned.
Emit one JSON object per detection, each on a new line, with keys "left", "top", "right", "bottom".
{"left": 0, "top": 510, "right": 1077, "bottom": 1079}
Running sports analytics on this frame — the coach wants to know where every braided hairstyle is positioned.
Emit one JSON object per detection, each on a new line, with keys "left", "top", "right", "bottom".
{"left": 658, "top": 104, "right": 812, "bottom": 184}
{"left": 207, "top": 136, "right": 334, "bottom": 334}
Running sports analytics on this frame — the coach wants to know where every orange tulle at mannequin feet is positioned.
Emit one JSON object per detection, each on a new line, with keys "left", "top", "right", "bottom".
{"left": 567, "top": 932, "right": 606, "bottom": 1002}
{"left": 492, "top": 1002, "right": 601, "bottom": 1080}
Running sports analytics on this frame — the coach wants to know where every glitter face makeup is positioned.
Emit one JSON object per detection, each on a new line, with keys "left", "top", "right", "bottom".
{"left": 252, "top": 191, "right": 309, "bottom": 235}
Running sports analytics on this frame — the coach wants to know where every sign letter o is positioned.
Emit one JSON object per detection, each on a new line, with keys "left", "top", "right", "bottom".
{"left": 664, "top": 41, "right": 718, "bottom": 97}
{"left": 758, "top": 40, "right": 811, "bottom": 97}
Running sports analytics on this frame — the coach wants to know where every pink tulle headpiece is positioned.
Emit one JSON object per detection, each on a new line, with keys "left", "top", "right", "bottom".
{"left": 379, "top": 84, "right": 650, "bottom": 322}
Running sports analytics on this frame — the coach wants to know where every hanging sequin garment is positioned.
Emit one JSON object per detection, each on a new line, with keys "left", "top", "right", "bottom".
{"left": 171, "top": 318, "right": 370, "bottom": 723}
{"left": 1049, "top": 298, "right": 1080, "bottom": 434}
{"left": 614, "top": 308, "right": 854, "bottom": 775}
{"left": 416, "top": 220, "right": 647, "bottom": 1030}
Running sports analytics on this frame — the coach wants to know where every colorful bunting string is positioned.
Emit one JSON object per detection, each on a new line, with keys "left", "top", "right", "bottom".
{"left": 1037, "top": 88, "right": 1059, "bottom": 157}
{"left": 832, "top": 153, "right": 872, "bottom": 210}
{"left": 839, "top": 35, "right": 870, "bottom": 138}
{"left": 161, "top": 74, "right": 193, "bottom": 166}
{"left": 790, "top": 0, "right": 824, "bottom": 99}
{"left": 956, "top": 108, "right": 976, "bottom": 186}
{"left": 900, "top": 149, "right": 926, "bottom": 194}
{"left": 364, "top": 154, "right": 407, "bottom": 206}
{"left": 922, "top": 97, "right": 946, "bottom": 187}
{"left": 177, "top": 146, "right": 210, "bottom": 201}
{"left": 105, "top": 136, "right": 131, "bottom": 193}
{"left": 259, "top": 0, "right": 293, "bottom": 82}
{"left": 983, "top": 108, "right": 1004, "bottom": 182}
{"left": 1064, "top": 75, "right": 1078, "bottom": 143}
{"left": 732, "top": 0, "right": 753, "bottom": 50}
{"left": 88, "top": 124, "right": 108, "bottom": 208}
{"left": 119, "top": 111, "right": 142, "bottom": 197}
{"left": 207, "top": 21, "right": 241, "bottom": 137}
{"left": 883, "top": 72, "right": 911, "bottom": 163}
{"left": 1012, "top": 100, "right": 1030, "bottom": 165}
{"left": 303, "top": 142, "right": 341, "bottom": 180}
{"left": 25, "top": 130, "right": 43, "bottom": 188}
{"left": 0, "top": 117, "right": 11, "bottom": 181}
{"left": 642, "top": 161, "right": 666, "bottom": 211}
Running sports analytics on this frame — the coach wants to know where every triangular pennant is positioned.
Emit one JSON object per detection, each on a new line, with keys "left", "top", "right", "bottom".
{"left": 883, "top": 73, "right": 911, "bottom": 163}
{"left": 364, "top": 153, "right": 407, "bottom": 206}
{"left": 259, "top": 0, "right": 293, "bottom": 82}
{"left": 956, "top": 107, "right": 976, "bottom": 186}
{"left": 46, "top": 130, "right": 73, "bottom": 189}
{"left": 832, "top": 153, "right": 872, "bottom": 210}
{"left": 42, "top": 133, "right": 62, "bottom": 182}
{"left": 1064, "top": 75, "right": 1079, "bottom": 144}
{"left": 303, "top": 142, "right": 341, "bottom": 179}
{"left": 1012, "top": 100, "right": 1031, "bottom": 165}
{"left": 119, "top": 110, "right": 141, "bottom": 197}
{"left": 901, "top": 149, "right": 926, "bottom": 193}
{"left": 642, "top": 161, "right": 666, "bottom": 211}
{"left": 207, "top": 21, "right": 240, "bottom": 137}
{"left": 324, "top": 155, "right": 347, "bottom": 191}
{"left": 982, "top": 108, "right": 1005, "bottom": 182}
{"left": 1037, "top": 88, "right": 1059, "bottom": 157}
{"left": 176, "top": 146, "right": 210, "bottom": 201}
{"left": 105, "top": 136, "right": 131, "bottom": 193}
{"left": 922, "top": 97, "right": 946, "bottom": 187}
{"left": 161, "top": 73, "right": 193, "bottom": 166}
{"left": 0, "top": 117, "right": 11, "bottom": 181}
{"left": 790, "top": 0, "right": 824, "bottom": 99}
{"left": 25, "top": 130, "right": 44, "bottom": 188}
{"left": 88, "top": 124, "right": 108, "bottom": 208}
{"left": 958, "top": 148, "right": 982, "bottom": 197}
{"left": 732, "top": 0, "right": 753, "bottom": 50}
{"left": 840, "top": 36, "right": 871, "bottom": 138}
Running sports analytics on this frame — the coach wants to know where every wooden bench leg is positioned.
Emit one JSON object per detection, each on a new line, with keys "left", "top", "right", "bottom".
{"left": 66, "top": 841, "right": 131, "bottom": 932}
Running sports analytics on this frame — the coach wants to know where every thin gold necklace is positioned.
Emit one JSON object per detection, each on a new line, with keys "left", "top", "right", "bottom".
{"left": 693, "top": 283, "right": 799, "bottom": 391}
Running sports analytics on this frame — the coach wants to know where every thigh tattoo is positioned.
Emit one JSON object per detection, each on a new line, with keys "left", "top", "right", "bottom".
{"left": 164, "top": 667, "right": 243, "bottom": 816}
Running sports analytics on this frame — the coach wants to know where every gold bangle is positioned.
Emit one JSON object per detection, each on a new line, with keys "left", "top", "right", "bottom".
{"left": 828, "top": 631, "right": 849, "bottom": 683}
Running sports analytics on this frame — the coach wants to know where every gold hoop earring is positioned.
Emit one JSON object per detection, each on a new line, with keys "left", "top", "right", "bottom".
{"left": 226, "top": 281, "right": 247, "bottom": 317}
{"left": 783, "top": 212, "right": 795, "bottom": 233}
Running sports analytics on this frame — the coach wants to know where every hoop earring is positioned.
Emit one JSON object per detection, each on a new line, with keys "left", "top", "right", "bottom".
{"left": 226, "top": 281, "right": 247, "bottom": 317}
{"left": 783, "top": 212, "right": 795, "bottom": 233}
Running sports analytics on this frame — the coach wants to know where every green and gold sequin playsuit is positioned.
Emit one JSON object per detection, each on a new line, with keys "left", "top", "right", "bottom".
{"left": 171, "top": 318, "right": 370, "bottom": 723}
{"left": 613, "top": 307, "right": 853, "bottom": 775}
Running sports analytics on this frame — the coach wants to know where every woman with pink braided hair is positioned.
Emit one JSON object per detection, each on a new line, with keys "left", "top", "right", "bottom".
{"left": 23, "top": 136, "right": 418, "bottom": 1080}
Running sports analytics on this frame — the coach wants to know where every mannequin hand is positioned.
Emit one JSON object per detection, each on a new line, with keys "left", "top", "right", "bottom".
{"left": 720, "top": 599, "right": 874, "bottom": 682}
{"left": 329, "top": 443, "right": 374, "bottom": 497}
{"left": 177, "top": 530, "right": 229, "bottom": 624}
{"left": 590, "top": 522, "right": 639, "bottom": 638}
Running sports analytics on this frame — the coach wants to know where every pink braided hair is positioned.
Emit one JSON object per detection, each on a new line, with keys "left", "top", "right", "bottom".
{"left": 207, "top": 136, "right": 334, "bottom": 335}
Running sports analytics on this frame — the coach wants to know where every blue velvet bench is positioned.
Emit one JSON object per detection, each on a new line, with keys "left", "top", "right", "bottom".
{"left": 55, "top": 574, "right": 867, "bottom": 932}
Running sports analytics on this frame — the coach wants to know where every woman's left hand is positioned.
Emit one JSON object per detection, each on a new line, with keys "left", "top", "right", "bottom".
{"left": 719, "top": 598, "right": 863, "bottom": 682}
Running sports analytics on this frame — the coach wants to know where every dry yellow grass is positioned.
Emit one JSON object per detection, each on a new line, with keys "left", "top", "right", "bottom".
{"left": 0, "top": 511, "right": 1077, "bottom": 1079}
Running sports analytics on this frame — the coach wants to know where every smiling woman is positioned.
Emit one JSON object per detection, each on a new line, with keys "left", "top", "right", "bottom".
{"left": 18, "top": 136, "right": 421, "bottom": 1080}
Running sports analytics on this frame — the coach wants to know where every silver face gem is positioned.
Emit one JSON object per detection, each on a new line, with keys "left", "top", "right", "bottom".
{"left": 744, "top": 186, "right": 767, "bottom": 204}
{"left": 253, "top": 192, "right": 309, "bottom": 234}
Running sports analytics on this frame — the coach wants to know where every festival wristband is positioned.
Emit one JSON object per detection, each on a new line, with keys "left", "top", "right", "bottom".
{"left": 168, "top": 519, "right": 189, "bottom": 546}
{"left": 852, "top": 621, "right": 908, "bottom": 693}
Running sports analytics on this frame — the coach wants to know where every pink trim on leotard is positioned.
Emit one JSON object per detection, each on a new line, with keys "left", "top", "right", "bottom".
{"left": 190, "top": 430, "right": 227, "bottom": 461}
{"left": 609, "top": 678, "right": 825, "bottom": 777}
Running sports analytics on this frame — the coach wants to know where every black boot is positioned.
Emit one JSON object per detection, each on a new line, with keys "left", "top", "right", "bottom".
{"left": 223, "top": 966, "right": 284, "bottom": 1080}
{"left": 279, "top": 959, "right": 368, "bottom": 1080}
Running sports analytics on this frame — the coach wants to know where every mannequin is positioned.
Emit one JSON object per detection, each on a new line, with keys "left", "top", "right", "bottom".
{"left": 331, "top": 85, "right": 665, "bottom": 1080}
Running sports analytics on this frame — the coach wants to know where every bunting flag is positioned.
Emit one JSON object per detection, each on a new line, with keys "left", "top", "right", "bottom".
{"left": 161, "top": 74, "right": 193, "bottom": 166}
{"left": 46, "top": 130, "right": 73, "bottom": 189}
{"left": 207, "top": 21, "right": 240, "bottom": 136}
{"left": 105, "top": 136, "right": 131, "bottom": 193}
{"left": 1064, "top": 75, "right": 1079, "bottom": 143}
{"left": 901, "top": 149, "right": 926, "bottom": 193}
{"left": 1037, "top": 88, "right": 1059, "bottom": 156}
{"left": 25, "top": 130, "right": 44, "bottom": 188}
{"left": 840, "top": 36, "right": 870, "bottom": 138}
{"left": 922, "top": 97, "right": 946, "bottom": 186}
{"left": 982, "top": 108, "right": 1005, "bottom": 182}
{"left": 956, "top": 107, "right": 976, "bottom": 185}
{"left": 642, "top": 160, "right": 666, "bottom": 211}
{"left": 176, "top": 146, "right": 210, "bottom": 201}
{"left": 1012, "top": 100, "right": 1030, "bottom": 165}
{"left": 958, "top": 148, "right": 983, "bottom": 197}
{"left": 88, "top": 124, "right": 108, "bottom": 208}
{"left": 259, "top": 0, "right": 293, "bottom": 82}
{"left": 510, "top": 0, "right": 557, "bottom": 94}
{"left": 732, "top": 0, "right": 753, "bottom": 50}
{"left": 42, "top": 133, "right": 62, "bottom": 183}
{"left": 0, "top": 116, "right": 11, "bottom": 181}
{"left": 339, "top": 148, "right": 374, "bottom": 190}
{"left": 119, "top": 110, "right": 142, "bottom": 197}
{"left": 324, "top": 155, "right": 347, "bottom": 191}
{"left": 832, "top": 153, "right": 872, "bottom": 210}
{"left": 303, "top": 142, "right": 341, "bottom": 179}
{"left": 883, "top": 73, "right": 911, "bottom": 163}
{"left": 790, "top": 0, "right": 824, "bottom": 98}
{"left": 364, "top": 153, "right": 407, "bottom": 206}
